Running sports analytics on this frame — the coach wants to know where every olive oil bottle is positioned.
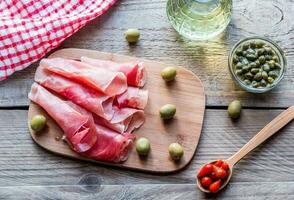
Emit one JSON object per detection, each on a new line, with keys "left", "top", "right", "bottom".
{"left": 167, "top": 0, "right": 232, "bottom": 40}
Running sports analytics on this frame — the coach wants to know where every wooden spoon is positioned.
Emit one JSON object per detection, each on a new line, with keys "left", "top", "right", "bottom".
{"left": 197, "top": 106, "right": 294, "bottom": 193}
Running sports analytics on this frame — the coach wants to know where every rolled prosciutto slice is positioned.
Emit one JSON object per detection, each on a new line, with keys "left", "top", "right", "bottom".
{"left": 81, "top": 56, "right": 146, "bottom": 87}
{"left": 116, "top": 87, "right": 148, "bottom": 110}
{"left": 40, "top": 58, "right": 127, "bottom": 95}
{"left": 28, "top": 83, "right": 97, "bottom": 153}
{"left": 83, "top": 124, "right": 135, "bottom": 162}
{"left": 35, "top": 66, "right": 114, "bottom": 120}
{"left": 94, "top": 106, "right": 145, "bottom": 134}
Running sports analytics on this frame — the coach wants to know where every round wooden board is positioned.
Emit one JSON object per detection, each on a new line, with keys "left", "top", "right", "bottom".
{"left": 28, "top": 48, "right": 205, "bottom": 173}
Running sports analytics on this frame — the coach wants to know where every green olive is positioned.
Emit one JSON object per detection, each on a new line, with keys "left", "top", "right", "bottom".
{"left": 160, "top": 104, "right": 176, "bottom": 120}
{"left": 30, "top": 115, "right": 47, "bottom": 132}
{"left": 227, "top": 100, "right": 242, "bottom": 119}
{"left": 136, "top": 137, "right": 150, "bottom": 156}
{"left": 168, "top": 143, "right": 184, "bottom": 161}
{"left": 124, "top": 29, "right": 140, "bottom": 43}
{"left": 161, "top": 67, "right": 177, "bottom": 82}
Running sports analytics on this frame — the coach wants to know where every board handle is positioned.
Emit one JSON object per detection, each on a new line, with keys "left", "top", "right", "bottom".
{"left": 227, "top": 106, "right": 294, "bottom": 166}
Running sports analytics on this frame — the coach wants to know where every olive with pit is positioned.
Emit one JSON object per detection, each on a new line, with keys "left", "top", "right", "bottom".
{"left": 161, "top": 67, "right": 177, "bottom": 82}
{"left": 136, "top": 137, "right": 150, "bottom": 156}
{"left": 168, "top": 143, "right": 184, "bottom": 161}
{"left": 228, "top": 100, "right": 242, "bottom": 119}
{"left": 30, "top": 115, "right": 47, "bottom": 132}
{"left": 160, "top": 104, "right": 176, "bottom": 120}
{"left": 124, "top": 29, "right": 140, "bottom": 43}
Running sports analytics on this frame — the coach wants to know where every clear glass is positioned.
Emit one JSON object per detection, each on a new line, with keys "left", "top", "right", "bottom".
{"left": 228, "top": 37, "right": 287, "bottom": 93}
{"left": 166, "top": 0, "right": 232, "bottom": 40}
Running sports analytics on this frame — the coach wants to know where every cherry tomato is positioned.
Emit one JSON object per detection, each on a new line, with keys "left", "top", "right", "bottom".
{"left": 201, "top": 176, "right": 212, "bottom": 188}
{"left": 213, "top": 166, "right": 227, "bottom": 179}
{"left": 210, "top": 172, "right": 218, "bottom": 180}
{"left": 221, "top": 162, "right": 230, "bottom": 171}
{"left": 197, "top": 164, "right": 213, "bottom": 178}
{"left": 214, "top": 160, "right": 223, "bottom": 167}
{"left": 209, "top": 179, "right": 221, "bottom": 193}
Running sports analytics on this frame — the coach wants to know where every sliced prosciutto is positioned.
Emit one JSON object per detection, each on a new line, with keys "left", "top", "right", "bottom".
{"left": 116, "top": 87, "right": 148, "bottom": 110}
{"left": 35, "top": 66, "right": 114, "bottom": 120}
{"left": 40, "top": 58, "right": 127, "bottom": 95}
{"left": 29, "top": 83, "right": 97, "bottom": 152}
{"left": 81, "top": 56, "right": 146, "bottom": 87}
{"left": 95, "top": 106, "right": 145, "bottom": 134}
{"left": 83, "top": 124, "right": 135, "bottom": 162}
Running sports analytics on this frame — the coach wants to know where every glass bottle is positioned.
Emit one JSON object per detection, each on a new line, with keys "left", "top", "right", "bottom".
{"left": 167, "top": 0, "right": 232, "bottom": 40}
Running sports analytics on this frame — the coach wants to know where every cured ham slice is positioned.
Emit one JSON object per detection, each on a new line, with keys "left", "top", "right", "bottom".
{"left": 95, "top": 106, "right": 145, "bottom": 134}
{"left": 83, "top": 124, "right": 135, "bottom": 162}
{"left": 40, "top": 58, "right": 127, "bottom": 95}
{"left": 29, "top": 83, "right": 97, "bottom": 153}
{"left": 116, "top": 87, "right": 148, "bottom": 110}
{"left": 35, "top": 66, "right": 114, "bottom": 120}
{"left": 81, "top": 56, "right": 146, "bottom": 87}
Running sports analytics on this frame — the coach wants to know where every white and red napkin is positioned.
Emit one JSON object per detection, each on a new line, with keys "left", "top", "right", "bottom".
{"left": 0, "top": 0, "right": 117, "bottom": 81}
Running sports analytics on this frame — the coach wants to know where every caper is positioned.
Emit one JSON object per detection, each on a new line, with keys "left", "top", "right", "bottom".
{"left": 250, "top": 41, "right": 257, "bottom": 48}
{"left": 136, "top": 137, "right": 150, "bottom": 156}
{"left": 233, "top": 55, "right": 239, "bottom": 63}
{"left": 252, "top": 81, "right": 260, "bottom": 88}
{"left": 256, "top": 41, "right": 264, "bottom": 48}
{"left": 257, "top": 48, "right": 265, "bottom": 56}
{"left": 247, "top": 48, "right": 255, "bottom": 55}
{"left": 265, "top": 55, "right": 272, "bottom": 61}
{"left": 242, "top": 43, "right": 250, "bottom": 50}
{"left": 236, "top": 69, "right": 243, "bottom": 76}
{"left": 244, "top": 79, "right": 251, "bottom": 85}
{"left": 259, "top": 56, "right": 266, "bottom": 64}
{"left": 268, "top": 71, "right": 278, "bottom": 78}
{"left": 275, "top": 63, "right": 281, "bottom": 69}
{"left": 124, "top": 29, "right": 140, "bottom": 43}
{"left": 159, "top": 104, "right": 176, "bottom": 120}
{"left": 30, "top": 115, "right": 47, "bottom": 132}
{"left": 255, "top": 60, "right": 261, "bottom": 67}
{"left": 242, "top": 65, "right": 250, "bottom": 73}
{"left": 168, "top": 143, "right": 184, "bottom": 161}
{"left": 249, "top": 62, "right": 257, "bottom": 68}
{"left": 268, "top": 60, "right": 275, "bottom": 69}
{"left": 251, "top": 68, "right": 260, "bottom": 74}
{"left": 161, "top": 67, "right": 177, "bottom": 82}
{"left": 240, "top": 57, "right": 249, "bottom": 65}
{"left": 244, "top": 72, "right": 253, "bottom": 80}
{"left": 272, "top": 55, "right": 279, "bottom": 62}
{"left": 246, "top": 54, "right": 257, "bottom": 61}
{"left": 235, "top": 48, "right": 243, "bottom": 56}
{"left": 236, "top": 62, "right": 243, "bottom": 69}
{"left": 228, "top": 100, "right": 242, "bottom": 119}
{"left": 254, "top": 72, "right": 262, "bottom": 81}
{"left": 242, "top": 51, "right": 247, "bottom": 57}
{"left": 262, "top": 71, "right": 268, "bottom": 80}
{"left": 268, "top": 77, "right": 274, "bottom": 84}
{"left": 260, "top": 79, "right": 267, "bottom": 87}
{"left": 264, "top": 47, "right": 272, "bottom": 54}
{"left": 262, "top": 63, "right": 270, "bottom": 72}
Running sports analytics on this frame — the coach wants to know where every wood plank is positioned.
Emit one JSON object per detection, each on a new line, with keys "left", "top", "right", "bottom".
{"left": 1, "top": 109, "right": 294, "bottom": 187}
{"left": 28, "top": 49, "right": 205, "bottom": 173}
{"left": 0, "top": 0, "right": 293, "bottom": 107}
{"left": 1, "top": 183, "right": 294, "bottom": 200}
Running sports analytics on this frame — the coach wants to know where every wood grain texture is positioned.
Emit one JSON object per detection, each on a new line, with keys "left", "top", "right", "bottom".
{"left": 28, "top": 48, "right": 205, "bottom": 173}
{"left": 2, "top": 109, "right": 294, "bottom": 188}
{"left": 0, "top": 0, "right": 293, "bottom": 108}
{"left": 1, "top": 183, "right": 294, "bottom": 200}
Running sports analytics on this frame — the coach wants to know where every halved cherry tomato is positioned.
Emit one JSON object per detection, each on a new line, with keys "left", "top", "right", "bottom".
{"left": 209, "top": 179, "right": 221, "bottom": 193}
{"left": 197, "top": 164, "right": 213, "bottom": 178}
{"left": 201, "top": 176, "right": 212, "bottom": 187}
{"left": 221, "top": 162, "right": 230, "bottom": 171}
{"left": 214, "top": 160, "right": 223, "bottom": 167}
{"left": 213, "top": 166, "right": 227, "bottom": 179}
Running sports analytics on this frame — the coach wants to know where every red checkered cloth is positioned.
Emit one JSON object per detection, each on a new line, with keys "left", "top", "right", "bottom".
{"left": 0, "top": 0, "right": 117, "bottom": 81}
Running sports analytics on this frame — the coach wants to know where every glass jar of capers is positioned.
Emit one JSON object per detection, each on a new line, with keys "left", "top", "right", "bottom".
{"left": 229, "top": 37, "right": 286, "bottom": 93}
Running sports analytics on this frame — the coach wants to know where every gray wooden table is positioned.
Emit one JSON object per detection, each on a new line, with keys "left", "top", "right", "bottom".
{"left": 1, "top": 0, "right": 294, "bottom": 199}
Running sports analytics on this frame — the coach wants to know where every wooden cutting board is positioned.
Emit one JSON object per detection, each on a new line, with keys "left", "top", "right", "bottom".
{"left": 28, "top": 48, "right": 206, "bottom": 173}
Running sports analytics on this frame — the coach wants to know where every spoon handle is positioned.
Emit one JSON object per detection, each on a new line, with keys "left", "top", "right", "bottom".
{"left": 227, "top": 106, "right": 294, "bottom": 166}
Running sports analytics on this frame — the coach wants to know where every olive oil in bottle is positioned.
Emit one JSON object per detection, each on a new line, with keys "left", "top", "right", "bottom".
{"left": 166, "top": 0, "right": 232, "bottom": 40}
